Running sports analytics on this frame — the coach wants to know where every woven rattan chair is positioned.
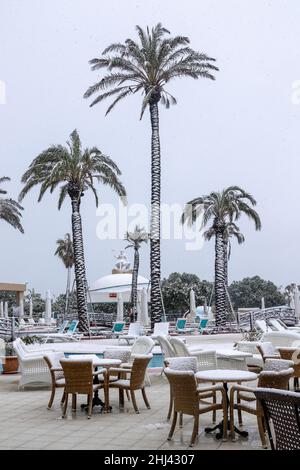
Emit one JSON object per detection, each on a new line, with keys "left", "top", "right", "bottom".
{"left": 263, "top": 358, "right": 294, "bottom": 372}
{"left": 164, "top": 368, "right": 227, "bottom": 447}
{"left": 164, "top": 356, "right": 218, "bottom": 424}
{"left": 60, "top": 359, "right": 106, "bottom": 419}
{"left": 108, "top": 354, "right": 152, "bottom": 413}
{"left": 257, "top": 342, "right": 280, "bottom": 363}
{"left": 230, "top": 367, "right": 294, "bottom": 447}
{"left": 278, "top": 347, "right": 300, "bottom": 390}
{"left": 44, "top": 353, "right": 66, "bottom": 409}
{"left": 164, "top": 356, "right": 198, "bottom": 421}
{"left": 254, "top": 388, "right": 300, "bottom": 450}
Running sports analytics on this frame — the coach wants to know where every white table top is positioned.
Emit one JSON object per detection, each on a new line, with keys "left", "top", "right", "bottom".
{"left": 195, "top": 369, "right": 258, "bottom": 383}
{"left": 67, "top": 354, "right": 121, "bottom": 367}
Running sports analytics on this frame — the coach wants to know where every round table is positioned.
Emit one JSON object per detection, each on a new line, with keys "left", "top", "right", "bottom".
{"left": 67, "top": 355, "right": 121, "bottom": 413}
{"left": 195, "top": 369, "right": 257, "bottom": 440}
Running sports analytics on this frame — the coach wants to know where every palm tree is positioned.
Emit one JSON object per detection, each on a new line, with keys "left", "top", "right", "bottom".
{"left": 55, "top": 233, "right": 74, "bottom": 318}
{"left": 125, "top": 226, "right": 148, "bottom": 320}
{"left": 222, "top": 221, "right": 245, "bottom": 289}
{"left": 0, "top": 177, "right": 24, "bottom": 233}
{"left": 182, "top": 186, "right": 261, "bottom": 327}
{"left": 84, "top": 23, "right": 218, "bottom": 326}
{"left": 19, "top": 130, "right": 126, "bottom": 331}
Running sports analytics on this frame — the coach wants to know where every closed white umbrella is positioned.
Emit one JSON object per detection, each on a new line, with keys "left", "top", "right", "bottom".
{"left": 116, "top": 292, "right": 124, "bottom": 322}
{"left": 0, "top": 301, "right": 3, "bottom": 318}
{"left": 4, "top": 302, "right": 8, "bottom": 318}
{"left": 190, "top": 289, "right": 196, "bottom": 318}
{"left": 139, "top": 287, "right": 149, "bottom": 327}
{"left": 294, "top": 286, "right": 300, "bottom": 321}
{"left": 45, "top": 290, "right": 52, "bottom": 325}
{"left": 261, "top": 297, "right": 265, "bottom": 310}
{"left": 19, "top": 296, "right": 24, "bottom": 318}
{"left": 29, "top": 298, "right": 33, "bottom": 318}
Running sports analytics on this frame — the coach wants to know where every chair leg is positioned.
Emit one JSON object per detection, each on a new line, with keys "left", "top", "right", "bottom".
{"left": 190, "top": 415, "right": 199, "bottom": 447}
{"left": 72, "top": 394, "right": 77, "bottom": 413}
{"left": 61, "top": 390, "right": 66, "bottom": 404}
{"left": 168, "top": 411, "right": 177, "bottom": 440}
{"left": 145, "top": 371, "right": 151, "bottom": 386}
{"left": 237, "top": 384, "right": 243, "bottom": 426}
{"left": 87, "top": 394, "right": 93, "bottom": 419}
{"left": 141, "top": 388, "right": 151, "bottom": 409}
{"left": 212, "top": 390, "right": 216, "bottom": 423}
{"left": 125, "top": 389, "right": 130, "bottom": 401}
{"left": 62, "top": 393, "right": 68, "bottom": 418}
{"left": 257, "top": 416, "right": 267, "bottom": 448}
{"left": 179, "top": 412, "right": 183, "bottom": 428}
{"left": 47, "top": 386, "right": 56, "bottom": 410}
{"left": 130, "top": 390, "right": 139, "bottom": 414}
{"left": 229, "top": 389, "right": 235, "bottom": 441}
{"left": 119, "top": 389, "right": 125, "bottom": 408}
{"left": 167, "top": 389, "right": 173, "bottom": 421}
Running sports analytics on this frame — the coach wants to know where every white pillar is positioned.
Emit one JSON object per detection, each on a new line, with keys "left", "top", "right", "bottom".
{"left": 4, "top": 302, "right": 8, "bottom": 318}
{"left": 0, "top": 301, "right": 3, "bottom": 318}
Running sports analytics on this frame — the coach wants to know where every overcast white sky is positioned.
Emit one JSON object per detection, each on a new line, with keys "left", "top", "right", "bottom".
{"left": 1, "top": 0, "right": 300, "bottom": 297}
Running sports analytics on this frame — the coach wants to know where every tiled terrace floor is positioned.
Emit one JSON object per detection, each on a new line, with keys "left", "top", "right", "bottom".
{"left": 0, "top": 372, "right": 265, "bottom": 450}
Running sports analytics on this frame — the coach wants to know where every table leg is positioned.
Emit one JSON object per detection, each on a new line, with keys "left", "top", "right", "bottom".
{"left": 80, "top": 368, "right": 105, "bottom": 414}
{"left": 204, "top": 383, "right": 249, "bottom": 440}
{"left": 103, "top": 368, "right": 111, "bottom": 413}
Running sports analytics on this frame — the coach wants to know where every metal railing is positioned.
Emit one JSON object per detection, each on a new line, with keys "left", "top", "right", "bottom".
{"left": 237, "top": 306, "right": 296, "bottom": 330}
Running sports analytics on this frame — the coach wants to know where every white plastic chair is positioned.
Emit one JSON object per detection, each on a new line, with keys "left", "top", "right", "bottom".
{"left": 118, "top": 322, "right": 143, "bottom": 345}
{"left": 151, "top": 322, "right": 169, "bottom": 339}
{"left": 255, "top": 320, "right": 269, "bottom": 333}
{"left": 156, "top": 335, "right": 176, "bottom": 359}
{"left": 268, "top": 318, "right": 300, "bottom": 333}
{"left": 170, "top": 337, "right": 217, "bottom": 370}
{"left": 121, "top": 336, "right": 155, "bottom": 386}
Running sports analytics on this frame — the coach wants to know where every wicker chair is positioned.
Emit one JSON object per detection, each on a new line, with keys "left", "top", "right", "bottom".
{"left": 257, "top": 342, "right": 280, "bottom": 363}
{"left": 164, "top": 356, "right": 218, "bottom": 424}
{"left": 229, "top": 367, "right": 294, "bottom": 447}
{"left": 254, "top": 388, "right": 300, "bottom": 450}
{"left": 108, "top": 354, "right": 152, "bottom": 413}
{"left": 103, "top": 349, "right": 132, "bottom": 400}
{"left": 278, "top": 347, "right": 300, "bottom": 390}
{"left": 44, "top": 352, "right": 66, "bottom": 409}
{"left": 164, "top": 368, "right": 227, "bottom": 447}
{"left": 263, "top": 358, "right": 294, "bottom": 372}
{"left": 60, "top": 359, "right": 106, "bottom": 419}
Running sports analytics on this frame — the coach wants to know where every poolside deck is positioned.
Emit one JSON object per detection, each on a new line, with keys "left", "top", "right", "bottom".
{"left": 0, "top": 372, "right": 263, "bottom": 450}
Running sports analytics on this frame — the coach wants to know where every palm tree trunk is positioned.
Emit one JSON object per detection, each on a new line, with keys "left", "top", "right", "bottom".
{"left": 223, "top": 239, "right": 228, "bottom": 290}
{"left": 64, "top": 266, "right": 71, "bottom": 319}
{"left": 215, "top": 231, "right": 227, "bottom": 327}
{"left": 131, "top": 247, "right": 139, "bottom": 321}
{"left": 149, "top": 101, "right": 162, "bottom": 328}
{"left": 70, "top": 197, "right": 89, "bottom": 332}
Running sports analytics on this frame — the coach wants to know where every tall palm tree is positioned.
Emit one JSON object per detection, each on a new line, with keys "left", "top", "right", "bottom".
{"left": 182, "top": 186, "right": 261, "bottom": 327}
{"left": 55, "top": 233, "right": 74, "bottom": 318}
{"left": 125, "top": 225, "right": 148, "bottom": 320}
{"left": 84, "top": 23, "right": 218, "bottom": 326}
{"left": 0, "top": 177, "right": 24, "bottom": 233}
{"left": 19, "top": 130, "right": 126, "bottom": 331}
